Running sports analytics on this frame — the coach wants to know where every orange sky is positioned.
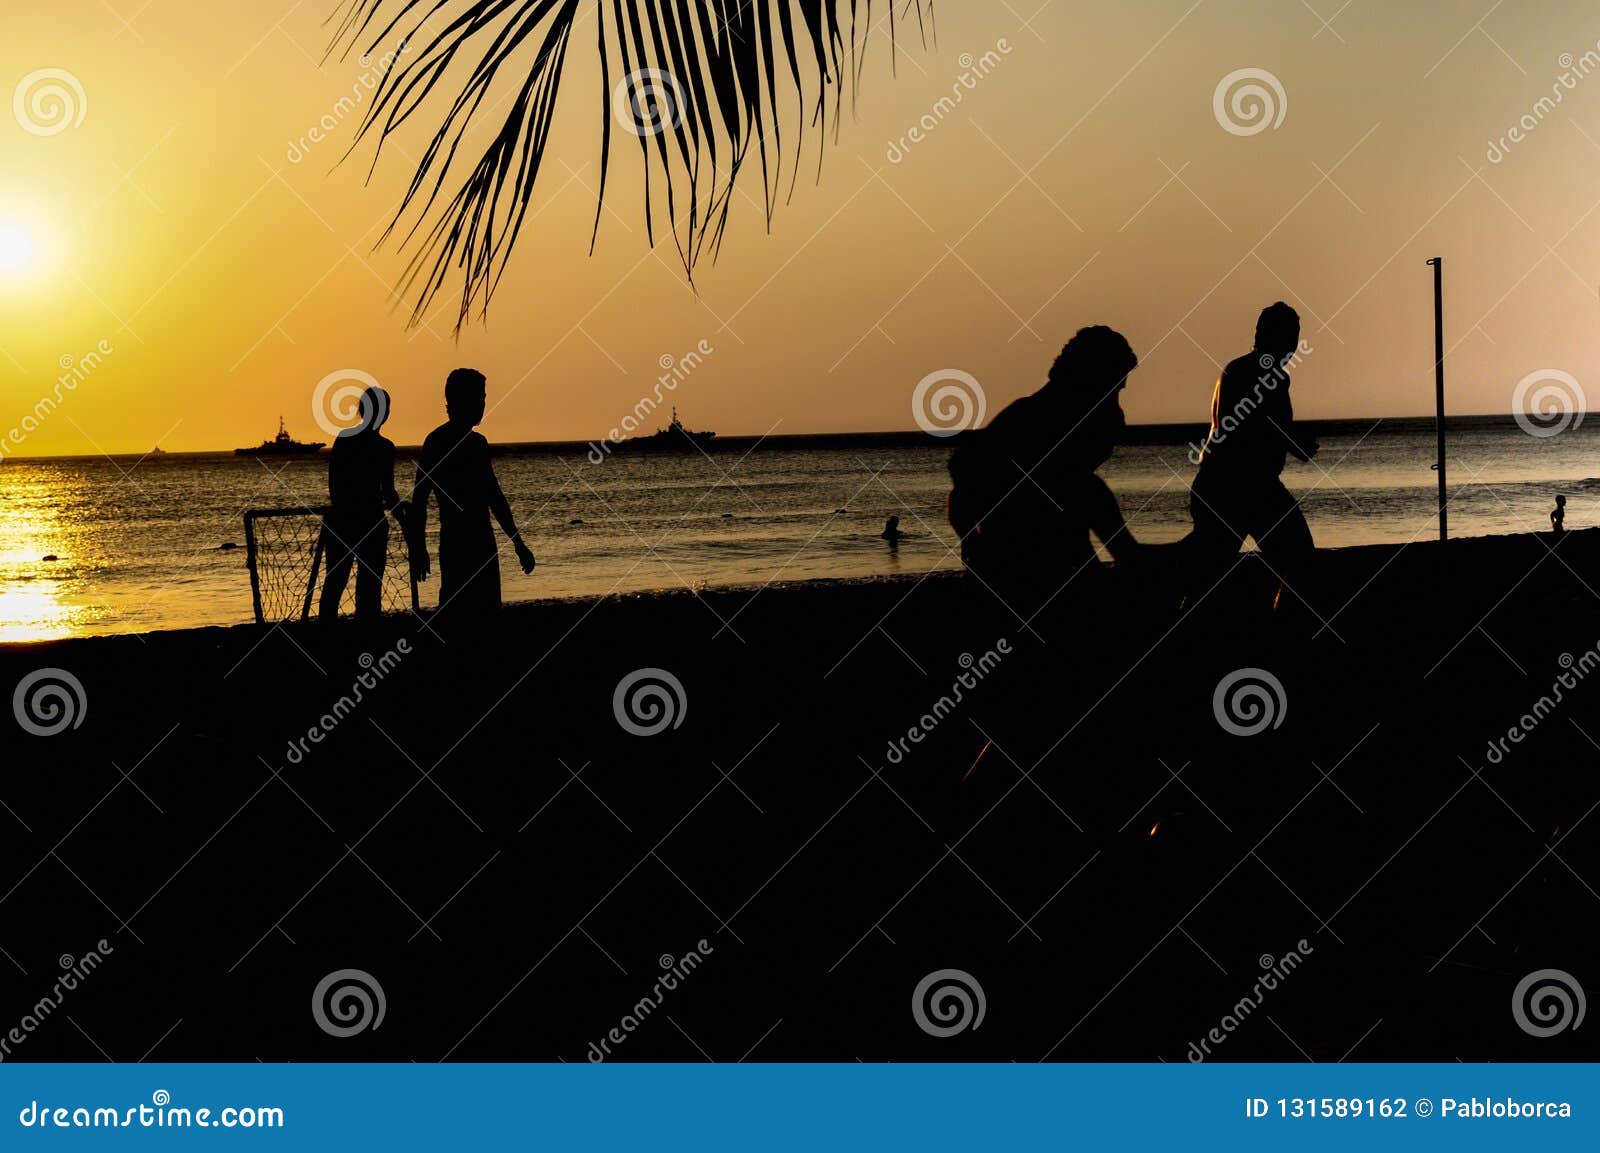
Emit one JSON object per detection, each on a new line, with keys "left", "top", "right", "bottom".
{"left": 2, "top": 0, "right": 1600, "bottom": 454}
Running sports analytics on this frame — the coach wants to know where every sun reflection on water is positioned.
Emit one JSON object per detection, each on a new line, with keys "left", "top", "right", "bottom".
{"left": 0, "top": 467, "right": 98, "bottom": 641}
{"left": 0, "top": 585, "right": 88, "bottom": 641}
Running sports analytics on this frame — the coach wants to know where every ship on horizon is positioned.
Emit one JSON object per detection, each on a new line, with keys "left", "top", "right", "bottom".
{"left": 623, "top": 408, "right": 717, "bottom": 453}
{"left": 234, "top": 417, "right": 325, "bottom": 458}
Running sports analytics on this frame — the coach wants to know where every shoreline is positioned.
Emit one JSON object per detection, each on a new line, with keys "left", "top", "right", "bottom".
{"left": 0, "top": 569, "right": 967, "bottom": 651}
{"left": 0, "top": 528, "right": 1578, "bottom": 650}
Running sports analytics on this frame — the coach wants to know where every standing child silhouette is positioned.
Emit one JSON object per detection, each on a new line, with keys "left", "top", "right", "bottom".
{"left": 319, "top": 385, "right": 404, "bottom": 622}
{"left": 407, "top": 368, "right": 535, "bottom": 618}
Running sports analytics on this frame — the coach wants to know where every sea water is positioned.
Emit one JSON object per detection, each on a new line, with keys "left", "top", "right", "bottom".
{"left": 0, "top": 417, "right": 1593, "bottom": 639}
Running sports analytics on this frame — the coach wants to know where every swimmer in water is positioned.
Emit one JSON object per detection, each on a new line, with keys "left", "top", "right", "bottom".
{"left": 880, "top": 515, "right": 905, "bottom": 546}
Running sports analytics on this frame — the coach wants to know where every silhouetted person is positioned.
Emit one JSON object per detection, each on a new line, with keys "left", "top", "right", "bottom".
{"left": 1551, "top": 495, "right": 1566, "bottom": 535}
{"left": 880, "top": 515, "right": 904, "bottom": 546}
{"left": 319, "top": 386, "right": 404, "bottom": 622}
{"left": 1187, "top": 302, "right": 1318, "bottom": 614}
{"left": 948, "top": 325, "right": 1142, "bottom": 614}
{"left": 946, "top": 326, "right": 1153, "bottom": 790}
{"left": 408, "top": 368, "right": 535, "bottom": 618}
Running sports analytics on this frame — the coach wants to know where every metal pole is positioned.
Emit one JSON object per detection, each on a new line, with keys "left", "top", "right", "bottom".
{"left": 244, "top": 511, "right": 265, "bottom": 625}
{"left": 1427, "top": 257, "right": 1447, "bottom": 542}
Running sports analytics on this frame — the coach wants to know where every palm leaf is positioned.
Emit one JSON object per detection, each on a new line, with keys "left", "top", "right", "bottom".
{"left": 327, "top": 0, "right": 935, "bottom": 332}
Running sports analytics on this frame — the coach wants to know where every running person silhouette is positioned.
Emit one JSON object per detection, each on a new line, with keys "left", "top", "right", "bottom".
{"left": 1187, "top": 302, "right": 1318, "bottom": 614}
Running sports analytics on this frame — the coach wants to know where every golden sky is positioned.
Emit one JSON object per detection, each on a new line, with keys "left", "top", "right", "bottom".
{"left": 2, "top": 0, "right": 1600, "bottom": 454}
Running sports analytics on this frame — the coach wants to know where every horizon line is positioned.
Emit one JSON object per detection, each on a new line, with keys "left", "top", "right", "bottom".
{"left": 0, "top": 411, "right": 1550, "bottom": 462}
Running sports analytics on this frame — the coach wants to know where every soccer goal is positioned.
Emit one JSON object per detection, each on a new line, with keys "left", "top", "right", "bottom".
{"left": 243, "top": 507, "right": 419, "bottom": 624}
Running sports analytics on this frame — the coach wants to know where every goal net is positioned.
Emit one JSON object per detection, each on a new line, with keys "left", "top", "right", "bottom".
{"left": 243, "top": 506, "right": 418, "bottom": 624}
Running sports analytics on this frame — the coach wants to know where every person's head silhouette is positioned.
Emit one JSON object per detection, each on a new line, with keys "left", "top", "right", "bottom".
{"left": 445, "top": 368, "right": 488, "bottom": 426}
{"left": 1043, "top": 325, "right": 1137, "bottom": 467}
{"left": 1254, "top": 301, "right": 1300, "bottom": 363}
{"left": 1047, "top": 325, "right": 1138, "bottom": 392}
{"left": 363, "top": 386, "right": 390, "bottom": 434}
{"left": 338, "top": 385, "right": 390, "bottom": 438}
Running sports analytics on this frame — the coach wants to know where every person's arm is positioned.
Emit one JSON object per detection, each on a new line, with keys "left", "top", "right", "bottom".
{"left": 326, "top": 444, "right": 345, "bottom": 509}
{"left": 407, "top": 442, "right": 435, "bottom": 580}
{"left": 1282, "top": 422, "right": 1318, "bottom": 462}
{"left": 381, "top": 442, "right": 401, "bottom": 509}
{"left": 1274, "top": 380, "right": 1318, "bottom": 462}
{"left": 381, "top": 442, "right": 408, "bottom": 527}
{"left": 483, "top": 444, "right": 535, "bottom": 573}
{"left": 946, "top": 431, "right": 980, "bottom": 541}
{"left": 1084, "top": 473, "right": 1140, "bottom": 563}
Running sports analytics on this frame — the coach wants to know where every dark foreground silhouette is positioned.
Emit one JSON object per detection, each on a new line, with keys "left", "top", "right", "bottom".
{"left": 1188, "top": 303, "right": 1319, "bottom": 616}
{"left": 409, "top": 368, "right": 536, "bottom": 619}
{"left": 320, "top": 386, "right": 403, "bottom": 622}
{"left": 948, "top": 325, "right": 1141, "bottom": 617}
{"left": 2, "top": 530, "right": 1597, "bottom": 1061}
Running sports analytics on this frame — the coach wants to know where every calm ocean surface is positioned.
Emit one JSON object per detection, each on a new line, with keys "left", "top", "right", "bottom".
{"left": 1, "top": 416, "right": 1596, "bottom": 640}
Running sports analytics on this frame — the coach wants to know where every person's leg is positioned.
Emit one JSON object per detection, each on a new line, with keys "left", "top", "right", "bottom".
{"left": 1251, "top": 480, "right": 1315, "bottom": 617}
{"left": 319, "top": 522, "right": 356, "bottom": 622}
{"left": 353, "top": 520, "right": 389, "bottom": 619}
{"left": 1183, "top": 478, "right": 1246, "bottom": 609}
{"left": 434, "top": 527, "right": 500, "bottom": 623}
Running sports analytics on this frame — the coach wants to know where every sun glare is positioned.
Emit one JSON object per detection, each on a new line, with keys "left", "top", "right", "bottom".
{"left": 0, "top": 224, "right": 32, "bottom": 271}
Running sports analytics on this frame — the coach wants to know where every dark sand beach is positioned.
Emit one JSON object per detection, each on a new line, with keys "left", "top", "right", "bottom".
{"left": 2, "top": 530, "right": 1598, "bottom": 1061}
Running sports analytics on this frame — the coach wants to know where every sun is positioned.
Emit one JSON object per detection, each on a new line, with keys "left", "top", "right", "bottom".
{"left": 0, "top": 224, "right": 32, "bottom": 272}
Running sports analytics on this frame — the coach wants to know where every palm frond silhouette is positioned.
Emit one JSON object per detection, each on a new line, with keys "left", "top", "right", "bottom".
{"left": 328, "top": 1, "right": 934, "bottom": 332}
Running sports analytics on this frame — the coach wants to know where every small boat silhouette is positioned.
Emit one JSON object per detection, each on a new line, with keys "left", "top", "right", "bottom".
{"left": 235, "top": 417, "right": 325, "bottom": 457}
{"left": 624, "top": 408, "right": 717, "bottom": 452}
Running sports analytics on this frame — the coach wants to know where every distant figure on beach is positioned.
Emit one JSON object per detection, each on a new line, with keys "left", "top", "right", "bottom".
{"left": 1186, "top": 302, "right": 1318, "bottom": 614}
{"left": 1551, "top": 495, "right": 1566, "bottom": 535}
{"left": 407, "top": 369, "right": 535, "bottom": 617}
{"left": 319, "top": 385, "right": 404, "bottom": 622}
{"left": 880, "top": 515, "right": 904, "bottom": 547}
{"left": 947, "top": 325, "right": 1141, "bottom": 609}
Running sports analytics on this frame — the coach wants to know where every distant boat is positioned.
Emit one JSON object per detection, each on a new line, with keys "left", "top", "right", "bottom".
{"left": 149, "top": 446, "right": 166, "bottom": 456}
{"left": 624, "top": 408, "right": 717, "bottom": 453}
{"left": 235, "top": 417, "right": 325, "bottom": 457}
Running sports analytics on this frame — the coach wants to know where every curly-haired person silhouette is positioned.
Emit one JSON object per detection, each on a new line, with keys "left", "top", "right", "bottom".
{"left": 947, "top": 325, "right": 1144, "bottom": 616}
{"left": 944, "top": 326, "right": 1164, "bottom": 793}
